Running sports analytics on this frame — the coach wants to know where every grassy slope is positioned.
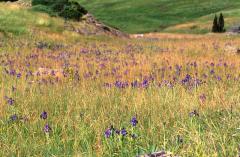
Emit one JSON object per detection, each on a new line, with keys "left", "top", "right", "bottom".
{"left": 78, "top": 0, "right": 240, "bottom": 33}
{"left": 0, "top": 3, "right": 65, "bottom": 36}
{"left": 0, "top": 2, "right": 240, "bottom": 157}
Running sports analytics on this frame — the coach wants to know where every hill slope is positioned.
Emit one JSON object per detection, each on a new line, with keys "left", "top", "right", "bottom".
{"left": 78, "top": 0, "right": 240, "bottom": 34}
{"left": 0, "top": 2, "right": 127, "bottom": 38}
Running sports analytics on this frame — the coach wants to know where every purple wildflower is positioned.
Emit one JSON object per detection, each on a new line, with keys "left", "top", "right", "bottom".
{"left": 17, "top": 73, "right": 21, "bottom": 78}
{"left": 210, "top": 69, "right": 215, "bottom": 75}
{"left": 10, "top": 114, "right": 18, "bottom": 121}
{"left": 216, "top": 76, "right": 222, "bottom": 81}
{"left": 43, "top": 124, "right": 52, "bottom": 133}
{"left": 120, "top": 128, "right": 127, "bottom": 136}
{"left": 9, "top": 69, "right": 16, "bottom": 76}
{"left": 182, "top": 74, "right": 191, "bottom": 84}
{"left": 130, "top": 116, "right": 138, "bottom": 127}
{"left": 142, "top": 79, "right": 149, "bottom": 88}
{"left": 6, "top": 97, "right": 14, "bottom": 105}
{"left": 40, "top": 111, "right": 47, "bottom": 120}
{"left": 104, "top": 128, "right": 112, "bottom": 138}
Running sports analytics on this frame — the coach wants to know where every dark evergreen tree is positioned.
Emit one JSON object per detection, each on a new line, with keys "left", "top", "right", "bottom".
{"left": 212, "top": 15, "right": 219, "bottom": 33}
{"left": 219, "top": 13, "right": 225, "bottom": 32}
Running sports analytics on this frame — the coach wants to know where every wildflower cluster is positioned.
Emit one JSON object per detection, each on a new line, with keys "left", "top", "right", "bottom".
{"left": 104, "top": 116, "right": 138, "bottom": 140}
{"left": 40, "top": 111, "right": 51, "bottom": 133}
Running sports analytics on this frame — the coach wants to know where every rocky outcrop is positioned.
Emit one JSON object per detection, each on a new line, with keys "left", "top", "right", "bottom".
{"left": 64, "top": 13, "right": 129, "bottom": 38}
{"left": 7, "top": 1, "right": 129, "bottom": 38}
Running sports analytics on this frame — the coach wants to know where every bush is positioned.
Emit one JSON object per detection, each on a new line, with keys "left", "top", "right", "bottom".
{"left": 59, "top": 1, "right": 87, "bottom": 20}
{"left": 32, "top": 0, "right": 87, "bottom": 21}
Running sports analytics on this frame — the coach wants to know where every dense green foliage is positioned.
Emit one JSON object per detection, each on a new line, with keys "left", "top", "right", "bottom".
{"left": 32, "top": 0, "right": 87, "bottom": 21}
{"left": 78, "top": 0, "right": 240, "bottom": 33}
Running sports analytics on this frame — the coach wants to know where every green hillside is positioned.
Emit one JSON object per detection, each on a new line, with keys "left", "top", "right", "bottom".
{"left": 78, "top": 0, "right": 240, "bottom": 33}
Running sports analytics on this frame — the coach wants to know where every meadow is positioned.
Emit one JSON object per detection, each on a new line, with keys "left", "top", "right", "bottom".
{"left": 0, "top": 2, "right": 240, "bottom": 157}
{"left": 78, "top": 0, "right": 240, "bottom": 33}
{"left": 0, "top": 30, "right": 240, "bottom": 156}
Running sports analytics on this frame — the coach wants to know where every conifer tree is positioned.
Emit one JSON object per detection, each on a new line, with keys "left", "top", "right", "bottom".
{"left": 219, "top": 13, "right": 225, "bottom": 32}
{"left": 212, "top": 15, "right": 219, "bottom": 33}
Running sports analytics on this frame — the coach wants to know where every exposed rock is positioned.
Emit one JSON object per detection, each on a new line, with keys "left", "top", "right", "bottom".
{"left": 64, "top": 13, "right": 129, "bottom": 38}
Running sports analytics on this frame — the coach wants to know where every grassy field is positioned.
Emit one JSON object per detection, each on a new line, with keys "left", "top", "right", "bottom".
{"left": 0, "top": 2, "right": 240, "bottom": 157}
{"left": 1, "top": 30, "right": 240, "bottom": 157}
{"left": 78, "top": 0, "right": 240, "bottom": 33}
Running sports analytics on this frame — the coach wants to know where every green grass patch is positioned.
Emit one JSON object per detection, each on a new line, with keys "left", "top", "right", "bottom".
{"left": 78, "top": 0, "right": 240, "bottom": 33}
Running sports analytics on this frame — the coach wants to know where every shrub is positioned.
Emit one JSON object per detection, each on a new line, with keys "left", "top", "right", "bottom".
{"left": 32, "top": 0, "right": 87, "bottom": 21}
{"left": 59, "top": 1, "right": 87, "bottom": 20}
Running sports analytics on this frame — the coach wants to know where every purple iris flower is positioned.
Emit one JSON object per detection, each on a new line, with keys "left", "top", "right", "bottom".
{"left": 142, "top": 79, "right": 149, "bottom": 88}
{"left": 6, "top": 97, "right": 14, "bottom": 105}
{"left": 182, "top": 74, "right": 191, "bottom": 84}
{"left": 10, "top": 114, "right": 18, "bottom": 121}
{"left": 210, "top": 69, "right": 215, "bottom": 75}
{"left": 40, "top": 111, "right": 47, "bottom": 120}
{"left": 17, "top": 73, "right": 21, "bottom": 78}
{"left": 121, "top": 128, "right": 127, "bottom": 136}
{"left": 43, "top": 124, "right": 52, "bottom": 133}
{"left": 104, "top": 128, "right": 112, "bottom": 138}
{"left": 130, "top": 116, "right": 138, "bottom": 127}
